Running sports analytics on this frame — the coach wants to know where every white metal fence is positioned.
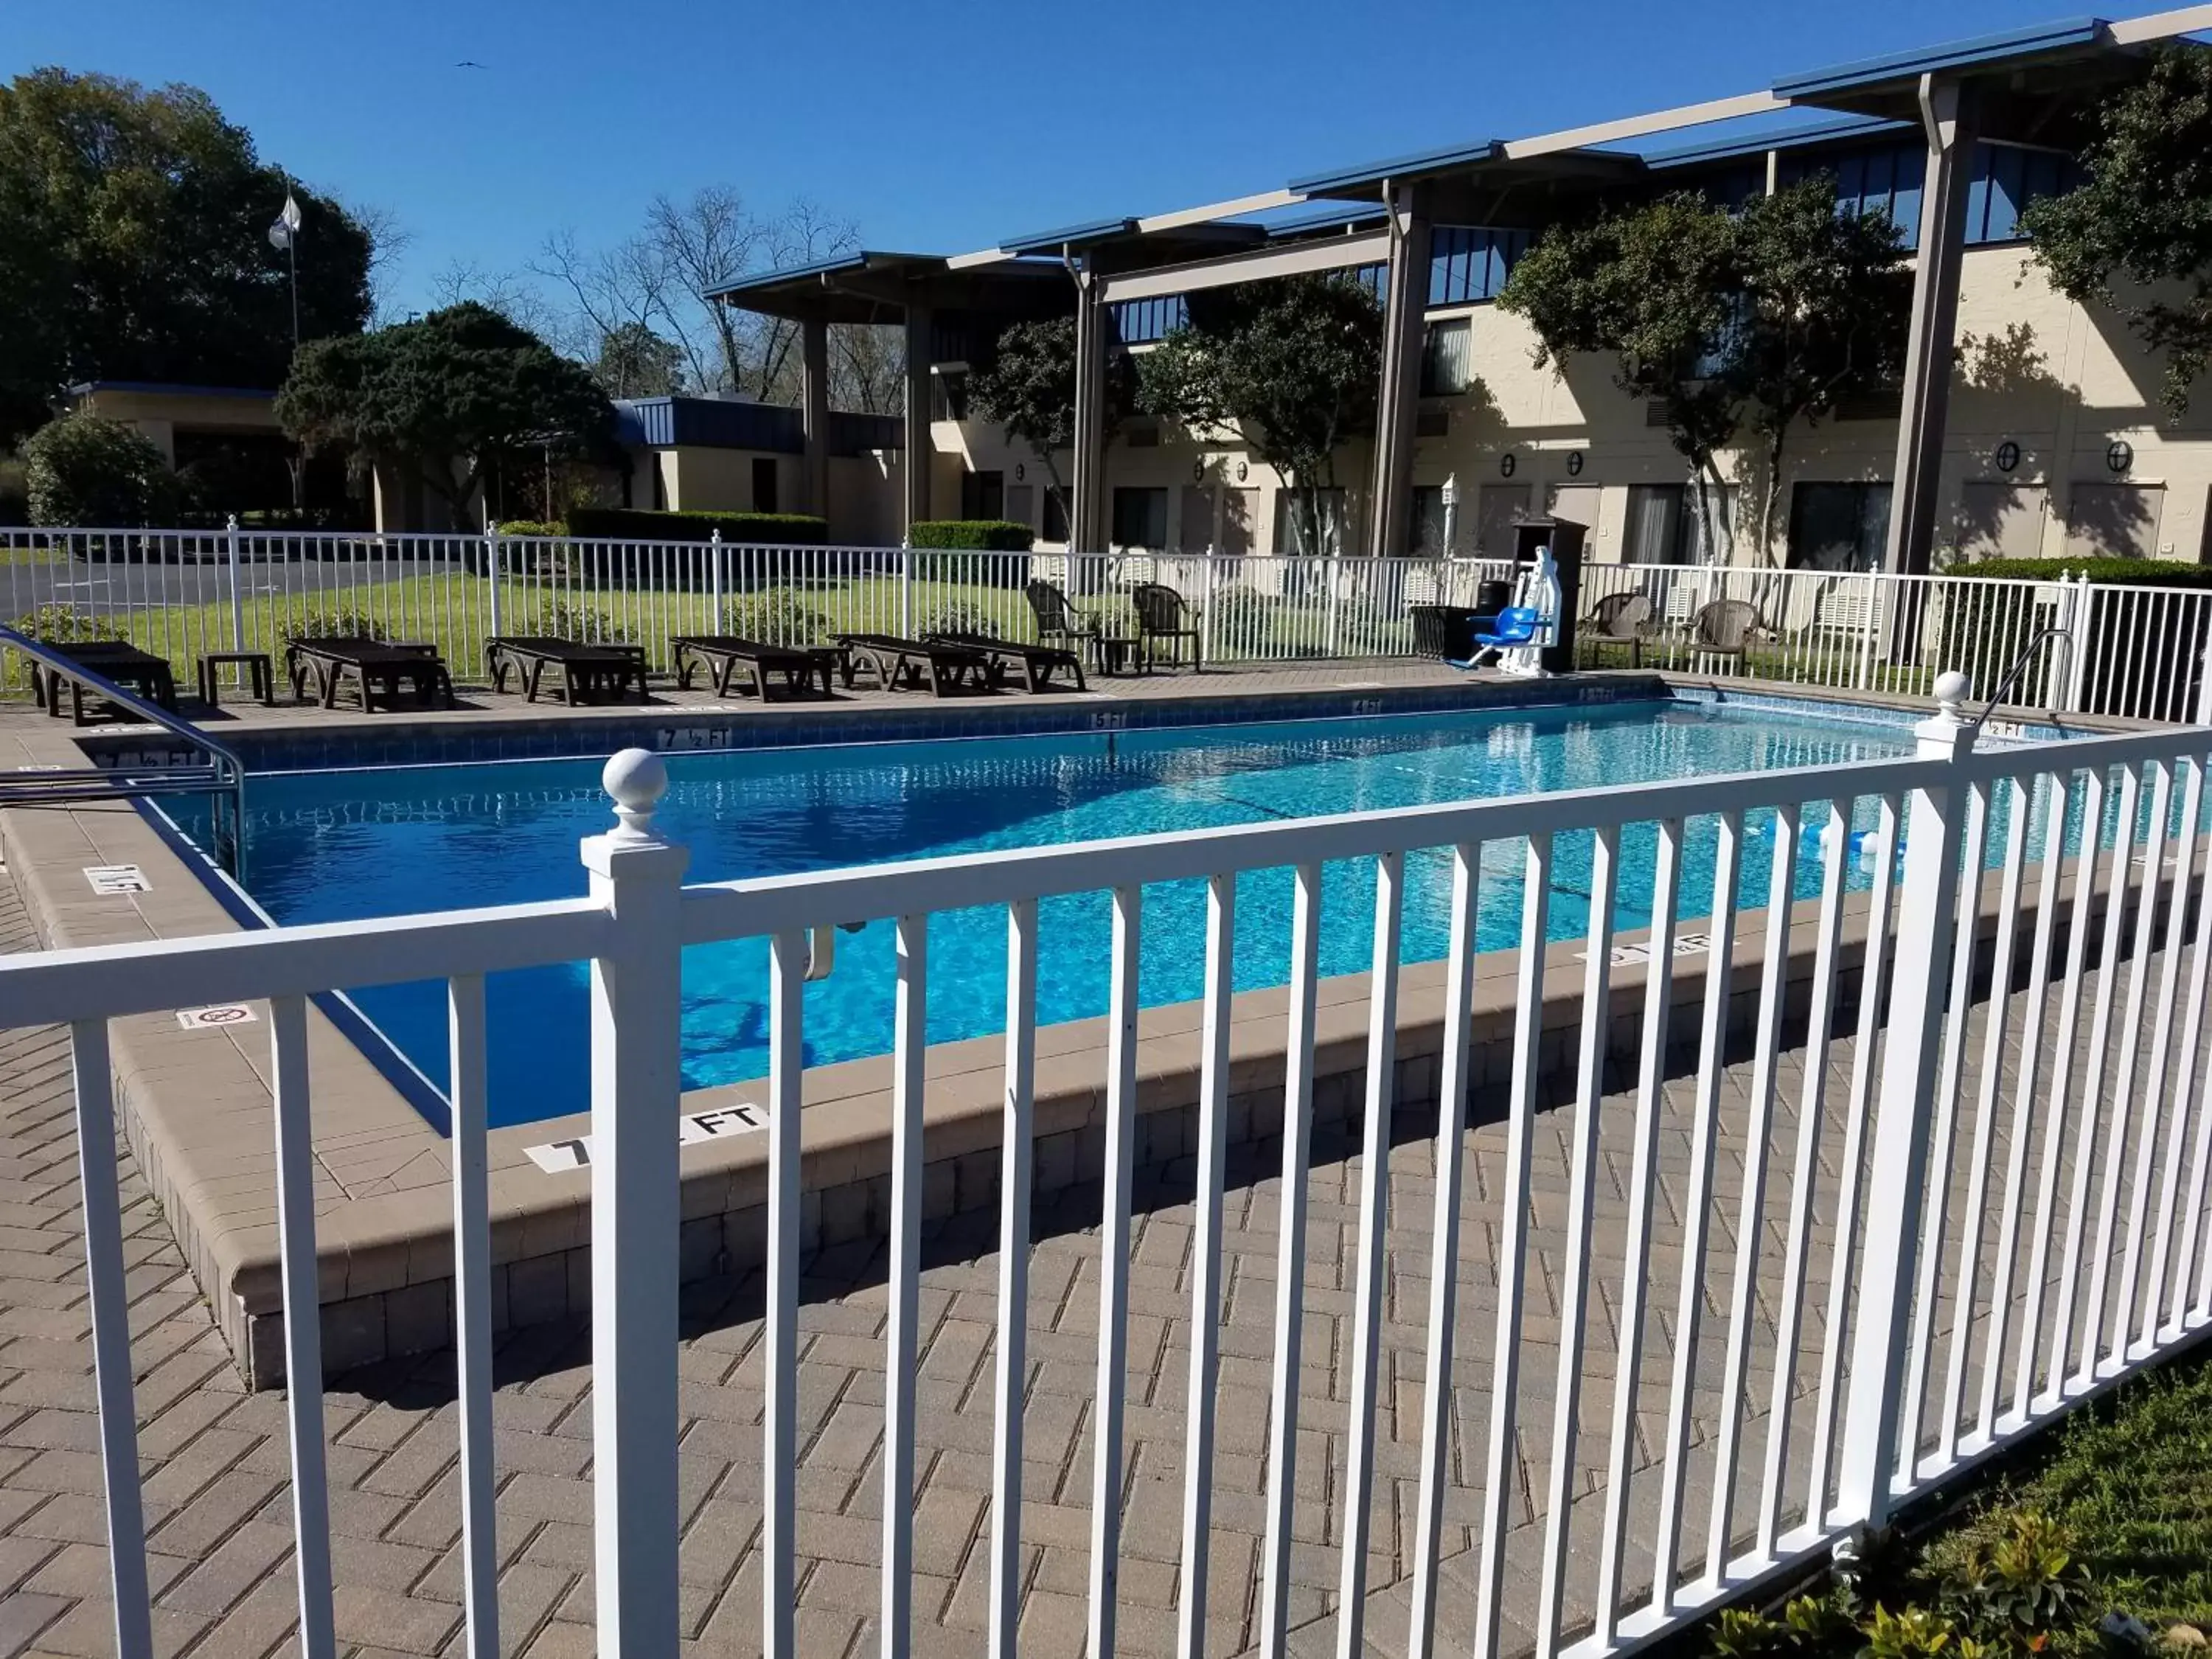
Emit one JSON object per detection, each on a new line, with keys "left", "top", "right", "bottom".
{"left": 8, "top": 698, "right": 2212, "bottom": 1658}
{"left": 9, "top": 523, "right": 2207, "bottom": 718}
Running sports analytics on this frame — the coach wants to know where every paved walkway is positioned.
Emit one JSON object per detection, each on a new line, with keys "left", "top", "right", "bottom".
{"left": 0, "top": 857, "right": 2187, "bottom": 1659}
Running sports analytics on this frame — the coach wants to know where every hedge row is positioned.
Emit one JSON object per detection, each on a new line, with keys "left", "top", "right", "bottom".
{"left": 1952, "top": 557, "right": 2212, "bottom": 588}
{"left": 907, "top": 519, "right": 1035, "bottom": 552}
{"left": 562, "top": 508, "right": 829, "bottom": 545}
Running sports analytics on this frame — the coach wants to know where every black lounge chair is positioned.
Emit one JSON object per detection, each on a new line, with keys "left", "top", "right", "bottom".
{"left": 29, "top": 640, "right": 179, "bottom": 724}
{"left": 1024, "top": 580, "right": 1102, "bottom": 661}
{"left": 485, "top": 636, "right": 650, "bottom": 705}
{"left": 922, "top": 630, "right": 1088, "bottom": 693}
{"left": 832, "top": 632, "right": 992, "bottom": 697}
{"left": 1130, "top": 582, "right": 1202, "bottom": 672}
{"left": 286, "top": 637, "right": 456, "bottom": 712}
{"left": 670, "top": 635, "right": 840, "bottom": 700}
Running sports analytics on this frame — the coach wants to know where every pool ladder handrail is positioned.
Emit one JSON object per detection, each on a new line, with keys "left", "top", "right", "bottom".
{"left": 1, "top": 625, "right": 246, "bottom": 871}
{"left": 1968, "top": 625, "right": 2074, "bottom": 731}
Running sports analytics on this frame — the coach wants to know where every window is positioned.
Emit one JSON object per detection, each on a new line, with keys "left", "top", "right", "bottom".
{"left": 931, "top": 369, "right": 969, "bottom": 422}
{"left": 1626, "top": 483, "right": 1739, "bottom": 565}
{"left": 1111, "top": 486, "right": 1168, "bottom": 550}
{"left": 1421, "top": 319, "right": 1472, "bottom": 397}
{"left": 1006, "top": 483, "right": 1035, "bottom": 535}
{"left": 961, "top": 469, "right": 1004, "bottom": 521}
{"left": 1787, "top": 482, "right": 1892, "bottom": 571}
{"left": 1966, "top": 143, "right": 2082, "bottom": 244}
{"left": 1427, "top": 226, "right": 1534, "bottom": 306}
{"left": 1272, "top": 488, "right": 1349, "bottom": 556}
{"left": 1411, "top": 486, "right": 1450, "bottom": 554}
{"left": 1041, "top": 487, "right": 1070, "bottom": 544}
{"left": 751, "top": 456, "right": 778, "bottom": 515}
{"left": 1110, "top": 295, "right": 1188, "bottom": 344}
{"left": 1475, "top": 483, "right": 1530, "bottom": 560}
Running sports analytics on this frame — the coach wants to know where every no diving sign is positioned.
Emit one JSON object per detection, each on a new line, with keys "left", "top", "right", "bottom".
{"left": 178, "top": 1004, "right": 259, "bottom": 1031}
{"left": 524, "top": 1101, "right": 768, "bottom": 1174}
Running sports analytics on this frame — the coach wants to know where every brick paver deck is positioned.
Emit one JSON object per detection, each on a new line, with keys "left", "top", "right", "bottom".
{"left": 0, "top": 849, "right": 2179, "bottom": 1659}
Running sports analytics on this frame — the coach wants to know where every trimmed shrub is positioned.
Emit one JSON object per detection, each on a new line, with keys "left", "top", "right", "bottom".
{"left": 726, "top": 589, "right": 829, "bottom": 646}
{"left": 1953, "top": 557, "right": 2212, "bottom": 588}
{"left": 564, "top": 507, "right": 828, "bottom": 546}
{"left": 23, "top": 413, "right": 178, "bottom": 528}
{"left": 281, "top": 609, "right": 385, "bottom": 644}
{"left": 11, "top": 604, "right": 125, "bottom": 644}
{"left": 921, "top": 601, "right": 1008, "bottom": 639}
{"left": 495, "top": 519, "right": 566, "bottom": 538}
{"left": 908, "top": 520, "right": 1034, "bottom": 552}
{"left": 512, "top": 599, "right": 628, "bottom": 644}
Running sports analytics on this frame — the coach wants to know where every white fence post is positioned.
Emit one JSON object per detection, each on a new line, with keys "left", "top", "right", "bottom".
{"left": 580, "top": 751, "right": 691, "bottom": 1659}
{"left": 2065, "top": 571, "right": 2093, "bottom": 713}
{"left": 226, "top": 515, "right": 246, "bottom": 654}
{"left": 1325, "top": 554, "right": 1343, "bottom": 656}
{"left": 900, "top": 544, "right": 914, "bottom": 639}
{"left": 484, "top": 524, "right": 504, "bottom": 644}
{"left": 709, "top": 529, "right": 725, "bottom": 635}
{"left": 1834, "top": 670, "right": 1976, "bottom": 1535}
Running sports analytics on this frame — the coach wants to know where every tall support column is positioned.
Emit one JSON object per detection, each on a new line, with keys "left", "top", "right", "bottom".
{"left": 902, "top": 300, "right": 933, "bottom": 539}
{"left": 1070, "top": 257, "right": 1107, "bottom": 552}
{"left": 1368, "top": 183, "right": 1432, "bottom": 560}
{"left": 801, "top": 313, "right": 832, "bottom": 520}
{"left": 1882, "top": 76, "right": 1978, "bottom": 576}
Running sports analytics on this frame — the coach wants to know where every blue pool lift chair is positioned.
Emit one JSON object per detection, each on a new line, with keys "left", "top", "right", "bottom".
{"left": 1449, "top": 605, "right": 1542, "bottom": 669}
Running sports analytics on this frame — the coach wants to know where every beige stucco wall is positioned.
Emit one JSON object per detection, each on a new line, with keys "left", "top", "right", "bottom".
{"left": 67, "top": 386, "right": 285, "bottom": 471}
{"left": 932, "top": 243, "right": 2212, "bottom": 566}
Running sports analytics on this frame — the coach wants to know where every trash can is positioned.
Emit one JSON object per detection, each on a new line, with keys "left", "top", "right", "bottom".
{"left": 1409, "top": 605, "right": 1482, "bottom": 660}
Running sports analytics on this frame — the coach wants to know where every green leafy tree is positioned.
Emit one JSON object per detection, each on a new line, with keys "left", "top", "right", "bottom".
{"left": 1498, "top": 183, "right": 1908, "bottom": 563}
{"left": 1730, "top": 176, "right": 1911, "bottom": 558}
{"left": 275, "top": 302, "right": 615, "bottom": 529}
{"left": 966, "top": 316, "right": 1134, "bottom": 534}
{"left": 2023, "top": 45, "right": 2212, "bottom": 417}
{"left": 22, "top": 410, "right": 178, "bottom": 526}
{"left": 1135, "top": 273, "right": 1382, "bottom": 556}
{"left": 0, "top": 69, "right": 375, "bottom": 445}
{"left": 591, "top": 321, "right": 686, "bottom": 398}
{"left": 1499, "top": 192, "right": 1745, "bottom": 560}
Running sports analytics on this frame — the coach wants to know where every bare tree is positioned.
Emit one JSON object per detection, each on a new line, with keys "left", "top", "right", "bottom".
{"left": 341, "top": 198, "right": 414, "bottom": 327}
{"left": 641, "top": 186, "right": 765, "bottom": 393}
{"left": 832, "top": 321, "right": 905, "bottom": 416}
{"left": 525, "top": 189, "right": 884, "bottom": 405}
{"left": 425, "top": 258, "right": 562, "bottom": 338}
{"left": 531, "top": 228, "right": 681, "bottom": 388}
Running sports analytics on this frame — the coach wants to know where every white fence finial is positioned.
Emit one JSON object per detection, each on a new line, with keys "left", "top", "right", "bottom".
{"left": 1933, "top": 669, "right": 1972, "bottom": 723}
{"left": 602, "top": 748, "right": 668, "bottom": 843}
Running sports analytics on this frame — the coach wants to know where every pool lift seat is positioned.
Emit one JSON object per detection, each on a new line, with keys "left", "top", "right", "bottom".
{"left": 1450, "top": 546, "right": 1562, "bottom": 677}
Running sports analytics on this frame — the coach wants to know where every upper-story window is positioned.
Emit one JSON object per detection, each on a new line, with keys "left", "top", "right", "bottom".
{"left": 1422, "top": 319, "right": 1472, "bottom": 396}
{"left": 1428, "top": 226, "right": 1532, "bottom": 306}
{"left": 1109, "top": 295, "right": 1188, "bottom": 344}
{"left": 1780, "top": 139, "right": 2081, "bottom": 249}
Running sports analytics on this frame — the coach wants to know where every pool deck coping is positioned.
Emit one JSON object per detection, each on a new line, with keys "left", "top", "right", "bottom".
{"left": 0, "top": 667, "right": 2155, "bottom": 1384}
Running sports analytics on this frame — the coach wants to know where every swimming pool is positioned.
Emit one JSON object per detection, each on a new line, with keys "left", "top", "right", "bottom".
{"left": 184, "top": 697, "right": 1934, "bottom": 1126}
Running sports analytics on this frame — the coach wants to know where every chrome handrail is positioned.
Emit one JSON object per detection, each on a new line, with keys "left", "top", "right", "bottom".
{"left": 1, "top": 625, "right": 246, "bottom": 869}
{"left": 1969, "top": 624, "right": 2074, "bottom": 730}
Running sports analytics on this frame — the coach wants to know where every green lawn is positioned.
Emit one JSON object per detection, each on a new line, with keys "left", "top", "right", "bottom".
{"left": 1915, "top": 1345, "right": 2212, "bottom": 1646}
{"left": 5, "top": 568, "right": 1394, "bottom": 689}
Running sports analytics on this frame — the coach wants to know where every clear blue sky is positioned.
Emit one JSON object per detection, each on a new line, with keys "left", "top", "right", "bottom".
{"left": 4, "top": 0, "right": 2102, "bottom": 316}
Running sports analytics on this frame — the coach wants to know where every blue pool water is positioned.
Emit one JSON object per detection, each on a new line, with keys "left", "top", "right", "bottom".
{"left": 187, "top": 698, "right": 1931, "bottom": 1126}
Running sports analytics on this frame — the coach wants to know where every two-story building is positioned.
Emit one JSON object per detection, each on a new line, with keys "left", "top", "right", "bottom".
{"left": 712, "top": 10, "right": 2212, "bottom": 571}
